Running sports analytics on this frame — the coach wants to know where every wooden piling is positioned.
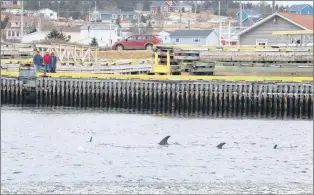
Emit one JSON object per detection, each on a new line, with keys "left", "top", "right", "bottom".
{"left": 1, "top": 77, "right": 313, "bottom": 119}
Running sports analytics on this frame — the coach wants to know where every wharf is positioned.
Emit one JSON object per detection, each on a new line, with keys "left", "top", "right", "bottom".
{"left": 152, "top": 45, "right": 313, "bottom": 76}
{"left": 1, "top": 75, "right": 313, "bottom": 119}
{"left": 1, "top": 72, "right": 313, "bottom": 82}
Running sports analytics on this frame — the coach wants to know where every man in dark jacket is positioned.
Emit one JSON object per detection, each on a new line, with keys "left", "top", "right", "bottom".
{"left": 50, "top": 52, "right": 57, "bottom": 73}
{"left": 33, "top": 50, "right": 43, "bottom": 72}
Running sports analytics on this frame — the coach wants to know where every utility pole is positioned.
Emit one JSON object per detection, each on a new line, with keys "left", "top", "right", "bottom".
{"left": 57, "top": 1, "right": 60, "bottom": 18}
{"left": 94, "top": 0, "right": 96, "bottom": 23}
{"left": 218, "top": 0, "right": 220, "bottom": 20}
{"left": 179, "top": 8, "right": 182, "bottom": 29}
{"left": 89, "top": 2, "right": 91, "bottom": 22}
{"left": 272, "top": 0, "right": 276, "bottom": 13}
{"left": 228, "top": 20, "right": 231, "bottom": 46}
{"left": 239, "top": 1, "right": 242, "bottom": 28}
{"left": 218, "top": 1, "right": 221, "bottom": 46}
{"left": 20, "top": 0, "right": 23, "bottom": 43}
{"left": 109, "top": 20, "right": 112, "bottom": 46}
{"left": 138, "top": 15, "right": 140, "bottom": 34}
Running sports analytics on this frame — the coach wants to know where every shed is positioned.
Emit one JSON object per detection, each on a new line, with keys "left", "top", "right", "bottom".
{"left": 236, "top": 12, "right": 313, "bottom": 46}
{"left": 156, "top": 31, "right": 171, "bottom": 44}
{"left": 169, "top": 30, "right": 219, "bottom": 46}
{"left": 287, "top": 4, "right": 313, "bottom": 15}
{"left": 80, "top": 23, "right": 121, "bottom": 47}
{"left": 38, "top": 8, "right": 58, "bottom": 20}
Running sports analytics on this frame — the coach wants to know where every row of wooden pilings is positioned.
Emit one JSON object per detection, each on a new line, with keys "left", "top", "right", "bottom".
{"left": 1, "top": 77, "right": 313, "bottom": 119}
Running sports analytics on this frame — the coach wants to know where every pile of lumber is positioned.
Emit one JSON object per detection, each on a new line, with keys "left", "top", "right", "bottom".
{"left": 97, "top": 50, "right": 152, "bottom": 60}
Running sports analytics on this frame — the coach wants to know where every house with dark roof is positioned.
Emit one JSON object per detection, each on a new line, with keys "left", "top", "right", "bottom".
{"left": 236, "top": 12, "right": 313, "bottom": 46}
{"left": 287, "top": 4, "right": 313, "bottom": 15}
{"left": 170, "top": 30, "right": 219, "bottom": 46}
{"left": 93, "top": 11, "right": 140, "bottom": 22}
{"left": 150, "top": 1, "right": 192, "bottom": 13}
{"left": 4, "top": 16, "right": 41, "bottom": 42}
{"left": 0, "top": 0, "right": 21, "bottom": 9}
{"left": 236, "top": 9, "right": 262, "bottom": 27}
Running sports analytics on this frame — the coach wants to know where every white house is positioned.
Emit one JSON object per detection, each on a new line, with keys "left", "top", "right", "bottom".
{"left": 21, "top": 31, "right": 49, "bottom": 43}
{"left": 170, "top": 30, "right": 219, "bottom": 46}
{"left": 58, "top": 26, "right": 81, "bottom": 42}
{"left": 37, "top": 8, "right": 58, "bottom": 20}
{"left": 21, "top": 26, "right": 81, "bottom": 44}
{"left": 156, "top": 31, "right": 171, "bottom": 44}
{"left": 4, "top": 16, "right": 40, "bottom": 42}
{"left": 2, "top": 8, "right": 21, "bottom": 15}
{"left": 78, "top": 24, "right": 121, "bottom": 47}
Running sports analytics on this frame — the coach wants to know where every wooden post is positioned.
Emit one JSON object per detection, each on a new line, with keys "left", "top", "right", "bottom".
{"left": 166, "top": 51, "right": 171, "bottom": 75}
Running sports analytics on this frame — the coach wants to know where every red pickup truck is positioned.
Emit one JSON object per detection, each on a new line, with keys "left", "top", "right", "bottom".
{"left": 112, "top": 34, "right": 162, "bottom": 50}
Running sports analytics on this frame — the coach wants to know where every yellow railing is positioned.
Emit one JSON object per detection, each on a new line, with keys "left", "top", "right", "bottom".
{"left": 272, "top": 30, "right": 313, "bottom": 35}
{"left": 1, "top": 72, "right": 312, "bottom": 83}
{"left": 154, "top": 44, "right": 313, "bottom": 52}
{"left": 152, "top": 51, "right": 171, "bottom": 74}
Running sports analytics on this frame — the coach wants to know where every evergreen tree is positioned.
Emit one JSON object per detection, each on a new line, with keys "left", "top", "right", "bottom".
{"left": 147, "top": 21, "right": 152, "bottom": 28}
{"left": 143, "top": 0, "right": 152, "bottom": 11}
{"left": 1, "top": 16, "right": 10, "bottom": 29}
{"left": 141, "top": 15, "right": 147, "bottom": 23}
{"left": 90, "top": 37, "right": 98, "bottom": 46}
{"left": 145, "top": 21, "right": 153, "bottom": 34}
{"left": 28, "top": 27, "right": 37, "bottom": 34}
{"left": 115, "top": 18, "right": 121, "bottom": 27}
{"left": 46, "top": 29, "right": 66, "bottom": 40}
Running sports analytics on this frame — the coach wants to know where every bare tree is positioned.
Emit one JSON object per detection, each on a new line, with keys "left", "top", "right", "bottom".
{"left": 154, "top": 9, "right": 165, "bottom": 32}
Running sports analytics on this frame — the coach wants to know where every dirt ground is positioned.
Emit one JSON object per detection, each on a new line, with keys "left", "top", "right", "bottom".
{"left": 97, "top": 50, "right": 153, "bottom": 60}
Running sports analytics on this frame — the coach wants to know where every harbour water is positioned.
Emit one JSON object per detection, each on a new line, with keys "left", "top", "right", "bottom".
{"left": 1, "top": 106, "right": 313, "bottom": 194}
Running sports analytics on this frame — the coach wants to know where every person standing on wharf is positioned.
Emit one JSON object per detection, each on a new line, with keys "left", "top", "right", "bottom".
{"left": 50, "top": 52, "right": 57, "bottom": 73}
{"left": 33, "top": 50, "right": 43, "bottom": 72}
{"left": 43, "top": 51, "right": 51, "bottom": 73}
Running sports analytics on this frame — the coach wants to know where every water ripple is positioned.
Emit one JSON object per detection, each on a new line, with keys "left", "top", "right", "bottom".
{"left": 1, "top": 106, "right": 313, "bottom": 194}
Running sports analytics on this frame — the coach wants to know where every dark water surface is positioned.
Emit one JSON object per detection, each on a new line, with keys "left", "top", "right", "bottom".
{"left": 1, "top": 106, "right": 313, "bottom": 194}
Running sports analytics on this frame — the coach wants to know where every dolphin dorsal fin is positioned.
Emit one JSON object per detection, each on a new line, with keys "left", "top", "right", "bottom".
{"left": 159, "top": 136, "right": 170, "bottom": 145}
{"left": 216, "top": 142, "right": 226, "bottom": 149}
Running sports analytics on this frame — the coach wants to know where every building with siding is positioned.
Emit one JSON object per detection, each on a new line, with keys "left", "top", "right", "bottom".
{"left": 91, "top": 11, "right": 140, "bottom": 22}
{"left": 3, "top": 16, "right": 40, "bottom": 42}
{"left": 157, "top": 31, "right": 171, "bottom": 44}
{"left": 170, "top": 30, "right": 219, "bottom": 46}
{"left": 150, "top": 1, "right": 192, "bottom": 13}
{"left": 0, "top": 0, "right": 20, "bottom": 9}
{"left": 237, "top": 12, "right": 313, "bottom": 46}
{"left": 37, "top": 8, "right": 58, "bottom": 20}
{"left": 21, "top": 26, "right": 81, "bottom": 44}
{"left": 79, "top": 24, "right": 121, "bottom": 47}
{"left": 236, "top": 9, "right": 262, "bottom": 27}
{"left": 287, "top": 4, "right": 313, "bottom": 15}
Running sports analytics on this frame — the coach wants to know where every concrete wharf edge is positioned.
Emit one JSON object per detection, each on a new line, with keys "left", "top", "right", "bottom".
{"left": 1, "top": 77, "right": 313, "bottom": 119}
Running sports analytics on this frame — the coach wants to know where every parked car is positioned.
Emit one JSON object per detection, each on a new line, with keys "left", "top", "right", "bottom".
{"left": 112, "top": 34, "right": 163, "bottom": 50}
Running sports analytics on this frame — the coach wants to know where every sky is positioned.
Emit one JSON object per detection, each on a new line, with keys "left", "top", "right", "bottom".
{"left": 244, "top": 1, "right": 313, "bottom": 6}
